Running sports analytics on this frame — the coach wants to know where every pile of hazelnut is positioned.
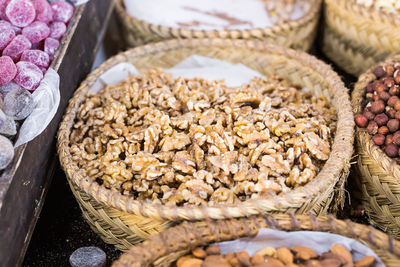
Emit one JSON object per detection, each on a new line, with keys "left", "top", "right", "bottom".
{"left": 355, "top": 64, "right": 400, "bottom": 161}
{"left": 176, "top": 244, "right": 376, "bottom": 267}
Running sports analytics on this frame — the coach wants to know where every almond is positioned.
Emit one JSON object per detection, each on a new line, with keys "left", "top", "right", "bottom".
{"left": 205, "top": 245, "right": 220, "bottom": 255}
{"left": 265, "top": 256, "right": 285, "bottom": 267}
{"left": 292, "top": 246, "right": 318, "bottom": 260}
{"left": 192, "top": 248, "right": 206, "bottom": 258}
{"left": 330, "top": 244, "right": 353, "bottom": 265}
{"left": 306, "top": 260, "right": 323, "bottom": 267}
{"left": 177, "top": 256, "right": 195, "bottom": 267}
{"left": 355, "top": 256, "right": 375, "bottom": 267}
{"left": 251, "top": 254, "right": 265, "bottom": 265}
{"left": 236, "top": 251, "right": 251, "bottom": 267}
{"left": 180, "top": 258, "right": 203, "bottom": 267}
{"left": 320, "top": 258, "right": 342, "bottom": 267}
{"left": 277, "top": 247, "right": 294, "bottom": 264}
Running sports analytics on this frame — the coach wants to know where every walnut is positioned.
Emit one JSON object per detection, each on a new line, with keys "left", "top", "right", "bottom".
{"left": 70, "top": 69, "right": 336, "bottom": 206}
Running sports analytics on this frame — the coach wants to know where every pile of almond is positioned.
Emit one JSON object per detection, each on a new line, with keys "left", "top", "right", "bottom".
{"left": 176, "top": 244, "right": 376, "bottom": 267}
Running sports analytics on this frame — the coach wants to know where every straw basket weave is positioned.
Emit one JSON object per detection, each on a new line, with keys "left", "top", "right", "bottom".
{"left": 115, "top": 0, "right": 322, "bottom": 51}
{"left": 352, "top": 55, "right": 400, "bottom": 238}
{"left": 323, "top": 0, "right": 400, "bottom": 76}
{"left": 113, "top": 214, "right": 400, "bottom": 267}
{"left": 57, "top": 38, "right": 354, "bottom": 251}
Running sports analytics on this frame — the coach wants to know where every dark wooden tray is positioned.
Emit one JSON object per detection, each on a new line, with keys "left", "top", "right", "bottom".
{"left": 0, "top": 0, "right": 115, "bottom": 265}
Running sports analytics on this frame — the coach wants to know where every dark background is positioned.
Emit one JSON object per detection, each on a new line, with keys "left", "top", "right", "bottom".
{"left": 22, "top": 14, "right": 364, "bottom": 267}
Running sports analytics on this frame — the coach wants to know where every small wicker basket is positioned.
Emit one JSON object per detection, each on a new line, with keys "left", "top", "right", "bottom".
{"left": 57, "top": 38, "right": 354, "bottom": 251}
{"left": 112, "top": 214, "right": 400, "bottom": 267}
{"left": 115, "top": 0, "right": 322, "bottom": 51}
{"left": 352, "top": 55, "right": 400, "bottom": 238}
{"left": 323, "top": 0, "right": 400, "bottom": 76}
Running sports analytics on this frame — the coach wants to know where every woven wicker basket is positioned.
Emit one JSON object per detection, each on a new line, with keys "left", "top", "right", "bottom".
{"left": 323, "top": 0, "right": 400, "bottom": 76}
{"left": 115, "top": 0, "right": 321, "bottom": 50}
{"left": 112, "top": 214, "right": 400, "bottom": 267}
{"left": 352, "top": 55, "right": 400, "bottom": 238}
{"left": 57, "top": 38, "right": 354, "bottom": 251}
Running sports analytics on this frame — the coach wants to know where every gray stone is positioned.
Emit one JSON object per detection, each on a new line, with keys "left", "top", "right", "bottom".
{"left": 0, "top": 109, "right": 16, "bottom": 136}
{"left": 69, "top": 246, "right": 106, "bottom": 267}
{"left": 0, "top": 135, "right": 14, "bottom": 170}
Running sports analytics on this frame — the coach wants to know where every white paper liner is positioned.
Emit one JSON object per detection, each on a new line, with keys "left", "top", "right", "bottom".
{"left": 15, "top": 68, "right": 60, "bottom": 147}
{"left": 123, "top": 0, "right": 307, "bottom": 31}
{"left": 215, "top": 228, "right": 384, "bottom": 267}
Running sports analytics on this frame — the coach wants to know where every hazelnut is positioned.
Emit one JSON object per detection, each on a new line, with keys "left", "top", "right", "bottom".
{"left": 384, "top": 77, "right": 395, "bottom": 87}
{"left": 395, "top": 111, "right": 400, "bottom": 120}
{"left": 386, "top": 134, "right": 394, "bottom": 145}
{"left": 388, "top": 96, "right": 399, "bottom": 107}
{"left": 373, "top": 66, "right": 386, "bottom": 78}
{"left": 366, "top": 83, "right": 375, "bottom": 93}
{"left": 367, "top": 121, "right": 379, "bottom": 135}
{"left": 355, "top": 114, "right": 368, "bottom": 128}
{"left": 394, "top": 134, "right": 400, "bottom": 146}
{"left": 364, "top": 110, "right": 375, "bottom": 120}
{"left": 371, "top": 101, "right": 385, "bottom": 114}
{"left": 375, "top": 83, "right": 387, "bottom": 93}
{"left": 394, "top": 70, "right": 400, "bottom": 84}
{"left": 374, "top": 113, "right": 388, "bottom": 126}
{"left": 389, "top": 86, "right": 400, "bottom": 96}
{"left": 373, "top": 134, "right": 385, "bottom": 146}
{"left": 378, "top": 126, "right": 389, "bottom": 135}
{"left": 373, "top": 94, "right": 380, "bottom": 101}
{"left": 385, "top": 144, "right": 399, "bottom": 158}
{"left": 379, "top": 91, "right": 391, "bottom": 102}
{"left": 395, "top": 101, "right": 400, "bottom": 111}
{"left": 388, "top": 119, "right": 400, "bottom": 132}
{"left": 386, "top": 65, "right": 395, "bottom": 76}
{"left": 387, "top": 109, "right": 396, "bottom": 118}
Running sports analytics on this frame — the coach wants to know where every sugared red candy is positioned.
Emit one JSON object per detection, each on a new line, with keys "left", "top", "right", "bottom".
{"left": 0, "top": 0, "right": 10, "bottom": 20}
{"left": 32, "top": 0, "right": 53, "bottom": 24}
{"left": 2, "top": 84, "right": 34, "bottom": 120}
{"left": 22, "top": 21, "right": 50, "bottom": 44}
{"left": 5, "top": 0, "right": 36, "bottom": 27}
{"left": 21, "top": 49, "right": 49, "bottom": 68}
{"left": 51, "top": 1, "right": 73, "bottom": 23}
{"left": 44, "top": 37, "right": 59, "bottom": 59}
{"left": 3, "top": 34, "right": 31, "bottom": 61}
{"left": 0, "top": 22, "right": 15, "bottom": 50}
{"left": 14, "top": 61, "right": 43, "bottom": 91}
{"left": 49, "top": 21, "right": 66, "bottom": 40}
{"left": 0, "top": 56, "right": 17, "bottom": 85}
{"left": 0, "top": 135, "right": 14, "bottom": 170}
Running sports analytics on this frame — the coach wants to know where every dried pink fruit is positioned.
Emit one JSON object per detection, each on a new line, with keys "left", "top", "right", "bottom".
{"left": 31, "top": 0, "right": 53, "bottom": 24}
{"left": 22, "top": 21, "right": 50, "bottom": 44}
{"left": 0, "top": 56, "right": 17, "bottom": 85}
{"left": 51, "top": 1, "right": 74, "bottom": 23}
{"left": 44, "top": 37, "right": 59, "bottom": 59}
{"left": 14, "top": 61, "right": 43, "bottom": 91}
{"left": 0, "top": 0, "right": 10, "bottom": 20}
{"left": 3, "top": 34, "right": 31, "bottom": 62}
{"left": 5, "top": 0, "right": 36, "bottom": 27}
{"left": 0, "top": 22, "right": 15, "bottom": 50}
{"left": 49, "top": 21, "right": 66, "bottom": 40}
{"left": 21, "top": 49, "right": 50, "bottom": 68}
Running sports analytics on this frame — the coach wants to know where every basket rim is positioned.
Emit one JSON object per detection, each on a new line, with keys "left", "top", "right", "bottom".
{"left": 325, "top": 0, "right": 400, "bottom": 25}
{"left": 115, "top": 0, "right": 322, "bottom": 37}
{"left": 57, "top": 38, "right": 354, "bottom": 221}
{"left": 112, "top": 214, "right": 400, "bottom": 267}
{"left": 352, "top": 55, "right": 400, "bottom": 184}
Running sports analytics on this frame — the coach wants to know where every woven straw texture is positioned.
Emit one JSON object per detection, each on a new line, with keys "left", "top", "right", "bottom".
{"left": 113, "top": 214, "right": 400, "bottom": 267}
{"left": 57, "top": 38, "right": 354, "bottom": 251}
{"left": 352, "top": 55, "right": 400, "bottom": 239}
{"left": 115, "top": 0, "right": 321, "bottom": 51}
{"left": 323, "top": 0, "right": 400, "bottom": 76}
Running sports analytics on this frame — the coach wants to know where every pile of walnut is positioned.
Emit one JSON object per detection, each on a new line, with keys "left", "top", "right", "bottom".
{"left": 176, "top": 244, "right": 376, "bottom": 267}
{"left": 70, "top": 69, "right": 336, "bottom": 206}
